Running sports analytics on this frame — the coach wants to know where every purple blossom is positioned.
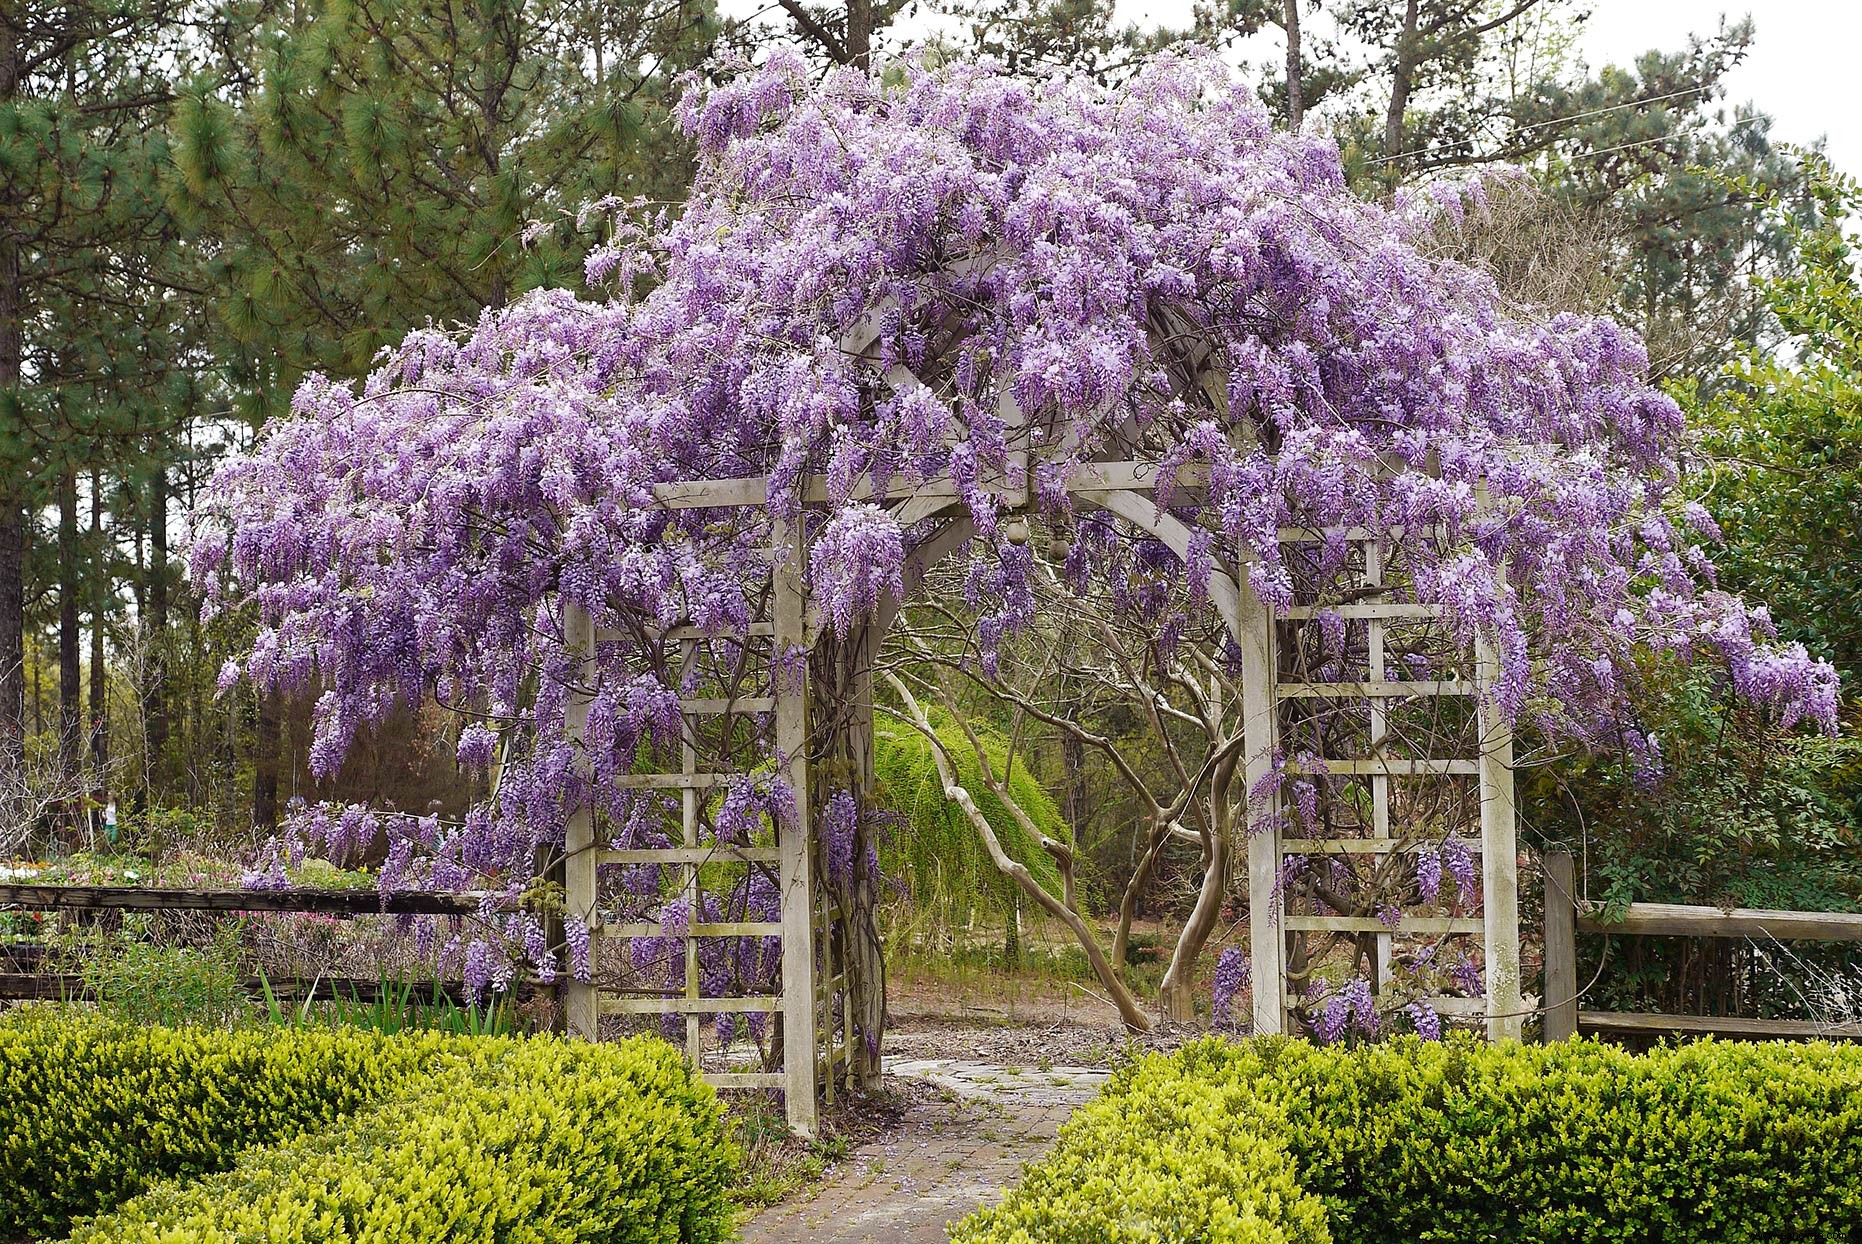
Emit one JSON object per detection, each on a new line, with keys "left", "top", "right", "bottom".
{"left": 1416, "top": 845, "right": 1443, "bottom": 904}
{"left": 1406, "top": 1001, "right": 1442, "bottom": 1041}
{"left": 1442, "top": 837, "right": 1477, "bottom": 896}
{"left": 456, "top": 724, "right": 498, "bottom": 771}
{"left": 1211, "top": 947, "right": 1250, "bottom": 1030}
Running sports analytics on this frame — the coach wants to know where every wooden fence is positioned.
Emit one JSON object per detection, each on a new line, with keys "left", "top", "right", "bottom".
{"left": 0, "top": 883, "right": 528, "bottom": 1007}
{"left": 1542, "top": 852, "right": 1862, "bottom": 1041}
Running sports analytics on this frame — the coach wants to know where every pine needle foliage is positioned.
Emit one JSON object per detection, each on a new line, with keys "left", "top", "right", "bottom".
{"left": 872, "top": 712, "right": 1069, "bottom": 943}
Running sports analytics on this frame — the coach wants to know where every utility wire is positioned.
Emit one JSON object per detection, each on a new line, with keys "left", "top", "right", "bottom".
{"left": 1370, "top": 84, "right": 1726, "bottom": 168}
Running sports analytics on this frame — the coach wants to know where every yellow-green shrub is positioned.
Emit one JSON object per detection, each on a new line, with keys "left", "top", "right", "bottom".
{"left": 0, "top": 1011, "right": 459, "bottom": 1236}
{"left": 65, "top": 1035, "right": 738, "bottom": 1244}
{"left": 953, "top": 1058, "right": 1330, "bottom": 1244}
{"left": 956, "top": 1037, "right": 1862, "bottom": 1244}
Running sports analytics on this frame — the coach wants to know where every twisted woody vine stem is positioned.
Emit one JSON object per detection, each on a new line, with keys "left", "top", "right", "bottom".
{"left": 188, "top": 51, "right": 1837, "bottom": 997}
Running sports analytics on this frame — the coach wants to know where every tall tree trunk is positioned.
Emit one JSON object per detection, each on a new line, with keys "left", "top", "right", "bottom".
{"left": 253, "top": 691, "right": 280, "bottom": 829}
{"left": 146, "top": 464, "right": 169, "bottom": 797}
{"left": 58, "top": 475, "right": 81, "bottom": 766}
{"left": 1382, "top": 0, "right": 1421, "bottom": 164}
{"left": 0, "top": 21, "right": 25, "bottom": 783}
{"left": 846, "top": 0, "right": 872, "bottom": 69}
{"left": 1158, "top": 755, "right": 1240, "bottom": 1022}
{"left": 89, "top": 471, "right": 107, "bottom": 774}
{"left": 1284, "top": 0, "right": 1304, "bottom": 129}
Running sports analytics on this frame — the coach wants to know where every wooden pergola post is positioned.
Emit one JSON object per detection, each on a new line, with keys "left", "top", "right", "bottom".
{"left": 773, "top": 514, "right": 820, "bottom": 1137}
{"left": 1239, "top": 575, "right": 1285, "bottom": 1036}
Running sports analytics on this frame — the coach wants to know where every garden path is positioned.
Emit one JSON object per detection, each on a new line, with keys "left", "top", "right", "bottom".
{"left": 737, "top": 1059, "right": 1109, "bottom": 1244}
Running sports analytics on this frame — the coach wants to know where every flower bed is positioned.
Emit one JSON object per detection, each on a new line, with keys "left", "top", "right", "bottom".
{"left": 954, "top": 1036, "right": 1862, "bottom": 1244}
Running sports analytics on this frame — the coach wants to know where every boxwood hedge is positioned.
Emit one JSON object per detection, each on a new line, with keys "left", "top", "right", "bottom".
{"left": 0, "top": 1012, "right": 737, "bottom": 1244}
{"left": 0, "top": 1011, "right": 459, "bottom": 1236}
{"left": 954, "top": 1037, "right": 1862, "bottom": 1244}
{"left": 64, "top": 1035, "right": 737, "bottom": 1244}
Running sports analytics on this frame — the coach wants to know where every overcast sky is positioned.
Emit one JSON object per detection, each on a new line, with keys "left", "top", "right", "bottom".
{"left": 1579, "top": 3, "right": 1862, "bottom": 174}
{"left": 1093, "top": 2, "right": 1862, "bottom": 174}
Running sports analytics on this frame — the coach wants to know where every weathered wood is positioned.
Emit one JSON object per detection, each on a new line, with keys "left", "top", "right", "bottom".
{"left": 1081, "top": 489, "right": 1243, "bottom": 631}
{"left": 1280, "top": 838, "right": 1466, "bottom": 854}
{"left": 0, "top": 972, "right": 537, "bottom": 1004}
{"left": 1365, "top": 544, "right": 1394, "bottom": 997}
{"left": 1281, "top": 603, "right": 1442, "bottom": 620}
{"left": 562, "top": 601, "right": 600, "bottom": 1040}
{"left": 1277, "top": 680, "right": 1474, "bottom": 698}
{"left": 0, "top": 884, "right": 490, "bottom": 915}
{"left": 1284, "top": 915, "right": 1485, "bottom": 935}
{"left": 1579, "top": 1010, "right": 1862, "bottom": 1040}
{"left": 612, "top": 772, "right": 732, "bottom": 790}
{"left": 1542, "top": 852, "right": 1579, "bottom": 1042}
{"left": 598, "top": 846, "right": 780, "bottom": 865}
{"left": 679, "top": 697, "right": 775, "bottom": 714}
{"left": 649, "top": 460, "right": 1220, "bottom": 512}
{"left": 1285, "top": 758, "right": 1481, "bottom": 776}
{"left": 1476, "top": 623, "right": 1523, "bottom": 1041}
{"left": 601, "top": 993, "right": 782, "bottom": 1015}
{"left": 1239, "top": 575, "right": 1285, "bottom": 1037}
{"left": 603, "top": 921, "right": 785, "bottom": 938}
{"left": 703, "top": 1070, "right": 787, "bottom": 1089}
{"left": 1579, "top": 902, "right": 1862, "bottom": 942}
{"left": 772, "top": 514, "right": 819, "bottom": 1137}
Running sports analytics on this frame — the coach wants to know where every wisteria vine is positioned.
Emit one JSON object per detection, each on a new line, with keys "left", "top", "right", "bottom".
{"left": 191, "top": 51, "right": 1837, "bottom": 1001}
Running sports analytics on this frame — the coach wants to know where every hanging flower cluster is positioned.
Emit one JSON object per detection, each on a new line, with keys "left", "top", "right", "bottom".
{"left": 191, "top": 51, "right": 1836, "bottom": 991}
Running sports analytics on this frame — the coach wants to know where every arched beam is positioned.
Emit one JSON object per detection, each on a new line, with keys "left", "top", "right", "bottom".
{"left": 1077, "top": 489, "right": 1244, "bottom": 646}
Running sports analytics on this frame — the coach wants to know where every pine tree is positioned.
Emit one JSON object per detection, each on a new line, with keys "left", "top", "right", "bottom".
{"left": 0, "top": 0, "right": 211, "bottom": 793}
{"left": 168, "top": 0, "right": 718, "bottom": 414}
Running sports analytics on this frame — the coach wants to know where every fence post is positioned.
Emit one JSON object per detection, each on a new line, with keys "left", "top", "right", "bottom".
{"left": 1543, "top": 851, "right": 1578, "bottom": 1042}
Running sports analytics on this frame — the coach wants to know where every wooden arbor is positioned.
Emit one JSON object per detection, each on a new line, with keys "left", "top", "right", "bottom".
{"left": 557, "top": 332, "right": 1523, "bottom": 1136}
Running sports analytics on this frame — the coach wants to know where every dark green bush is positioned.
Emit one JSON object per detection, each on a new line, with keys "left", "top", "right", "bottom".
{"left": 66, "top": 1035, "right": 738, "bottom": 1244}
{"left": 955, "top": 1037, "right": 1862, "bottom": 1244}
{"left": 0, "top": 1011, "right": 458, "bottom": 1236}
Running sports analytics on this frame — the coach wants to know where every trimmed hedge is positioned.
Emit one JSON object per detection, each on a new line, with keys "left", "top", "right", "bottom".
{"left": 65, "top": 1034, "right": 736, "bottom": 1244}
{"left": 0, "top": 1012, "right": 459, "bottom": 1236}
{"left": 955, "top": 1037, "right": 1862, "bottom": 1244}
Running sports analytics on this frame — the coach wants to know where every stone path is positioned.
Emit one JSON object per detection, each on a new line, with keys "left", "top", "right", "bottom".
{"left": 738, "top": 1059, "right": 1110, "bottom": 1244}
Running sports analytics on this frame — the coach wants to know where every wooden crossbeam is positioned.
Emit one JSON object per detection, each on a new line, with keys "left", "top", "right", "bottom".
{"left": 680, "top": 697, "right": 775, "bottom": 714}
{"left": 1278, "top": 680, "right": 1473, "bottom": 698}
{"left": 1282, "top": 603, "right": 1443, "bottom": 620}
{"left": 1280, "top": 837, "right": 1481, "bottom": 854}
{"left": 1284, "top": 915, "right": 1485, "bottom": 935}
{"left": 649, "top": 461, "right": 1217, "bottom": 510}
{"left": 601, "top": 920, "right": 784, "bottom": 938}
{"left": 598, "top": 846, "right": 780, "bottom": 865}
{"left": 663, "top": 622, "right": 775, "bottom": 640}
{"left": 704, "top": 1071, "right": 787, "bottom": 1089}
{"left": 600, "top": 995, "right": 781, "bottom": 1015}
{"left": 1286, "top": 758, "right": 1480, "bottom": 776}
{"left": 613, "top": 773, "right": 733, "bottom": 790}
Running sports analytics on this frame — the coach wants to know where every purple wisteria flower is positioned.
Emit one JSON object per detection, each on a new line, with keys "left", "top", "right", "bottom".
{"left": 1211, "top": 947, "right": 1251, "bottom": 1030}
{"left": 188, "top": 51, "right": 1841, "bottom": 999}
{"left": 1406, "top": 1001, "right": 1442, "bottom": 1041}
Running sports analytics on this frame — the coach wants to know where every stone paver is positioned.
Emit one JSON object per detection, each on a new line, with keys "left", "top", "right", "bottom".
{"left": 738, "top": 1060, "right": 1108, "bottom": 1244}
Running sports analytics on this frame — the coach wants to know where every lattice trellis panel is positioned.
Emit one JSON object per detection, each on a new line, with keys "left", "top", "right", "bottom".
{"left": 1244, "top": 525, "right": 1522, "bottom": 1040}
{"left": 560, "top": 517, "right": 839, "bottom": 1135}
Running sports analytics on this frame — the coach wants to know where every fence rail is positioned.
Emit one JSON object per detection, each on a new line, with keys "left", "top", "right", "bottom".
{"left": 0, "top": 884, "right": 501, "bottom": 916}
{"left": 1543, "top": 852, "right": 1862, "bottom": 1043}
{"left": 0, "top": 971, "right": 539, "bottom": 1005}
